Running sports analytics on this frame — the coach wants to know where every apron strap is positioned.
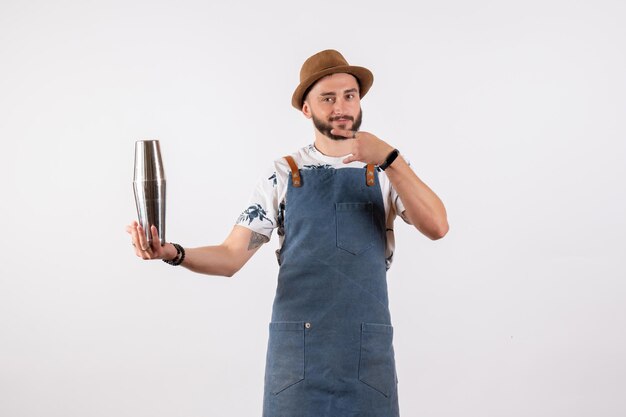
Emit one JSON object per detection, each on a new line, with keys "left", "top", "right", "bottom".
{"left": 284, "top": 156, "right": 373, "bottom": 187}
{"left": 366, "top": 164, "right": 376, "bottom": 186}
{"left": 283, "top": 155, "right": 302, "bottom": 187}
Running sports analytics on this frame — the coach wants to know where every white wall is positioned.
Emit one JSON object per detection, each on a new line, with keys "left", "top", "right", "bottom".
{"left": 1, "top": 0, "right": 624, "bottom": 416}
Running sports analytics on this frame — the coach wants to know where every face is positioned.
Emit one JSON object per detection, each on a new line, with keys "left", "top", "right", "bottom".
{"left": 302, "top": 73, "right": 363, "bottom": 141}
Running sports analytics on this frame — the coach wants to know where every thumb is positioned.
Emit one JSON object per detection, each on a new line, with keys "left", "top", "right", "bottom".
{"left": 343, "top": 155, "right": 356, "bottom": 164}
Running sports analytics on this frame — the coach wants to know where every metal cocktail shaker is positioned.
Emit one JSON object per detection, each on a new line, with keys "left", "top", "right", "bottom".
{"left": 133, "top": 140, "right": 166, "bottom": 246}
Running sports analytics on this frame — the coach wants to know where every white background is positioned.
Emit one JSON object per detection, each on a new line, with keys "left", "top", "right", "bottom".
{"left": 1, "top": 0, "right": 625, "bottom": 416}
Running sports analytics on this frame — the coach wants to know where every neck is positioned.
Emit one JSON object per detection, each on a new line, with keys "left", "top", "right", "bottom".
{"left": 313, "top": 130, "right": 352, "bottom": 157}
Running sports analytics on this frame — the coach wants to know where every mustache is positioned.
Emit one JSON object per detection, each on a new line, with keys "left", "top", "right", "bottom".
{"left": 329, "top": 115, "right": 354, "bottom": 122}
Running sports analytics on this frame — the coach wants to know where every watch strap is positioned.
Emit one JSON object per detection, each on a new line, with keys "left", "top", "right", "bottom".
{"left": 378, "top": 148, "right": 399, "bottom": 171}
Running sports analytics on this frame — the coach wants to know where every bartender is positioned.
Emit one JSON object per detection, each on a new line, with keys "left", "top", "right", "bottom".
{"left": 127, "top": 49, "right": 449, "bottom": 417}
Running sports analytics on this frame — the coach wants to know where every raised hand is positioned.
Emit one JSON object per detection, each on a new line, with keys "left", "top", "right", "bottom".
{"left": 330, "top": 128, "right": 395, "bottom": 165}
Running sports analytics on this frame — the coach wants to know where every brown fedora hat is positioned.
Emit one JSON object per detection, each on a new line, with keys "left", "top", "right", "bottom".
{"left": 291, "top": 49, "right": 374, "bottom": 110}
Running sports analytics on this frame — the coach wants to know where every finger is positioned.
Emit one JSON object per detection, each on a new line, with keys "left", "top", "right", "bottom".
{"left": 136, "top": 224, "right": 150, "bottom": 251}
{"left": 149, "top": 225, "right": 162, "bottom": 254}
{"left": 330, "top": 128, "right": 355, "bottom": 138}
{"left": 129, "top": 224, "right": 140, "bottom": 247}
{"left": 343, "top": 155, "right": 357, "bottom": 164}
{"left": 126, "top": 221, "right": 139, "bottom": 235}
{"left": 130, "top": 228, "right": 145, "bottom": 258}
{"left": 136, "top": 224, "right": 160, "bottom": 259}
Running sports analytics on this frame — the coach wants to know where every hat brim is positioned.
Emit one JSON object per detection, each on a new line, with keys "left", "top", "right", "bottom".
{"left": 291, "top": 65, "right": 373, "bottom": 110}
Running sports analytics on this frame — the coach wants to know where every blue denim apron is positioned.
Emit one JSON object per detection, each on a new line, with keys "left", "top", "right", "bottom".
{"left": 262, "top": 158, "right": 400, "bottom": 417}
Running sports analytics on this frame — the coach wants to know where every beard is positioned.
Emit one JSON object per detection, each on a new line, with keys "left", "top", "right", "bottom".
{"left": 311, "top": 109, "right": 363, "bottom": 141}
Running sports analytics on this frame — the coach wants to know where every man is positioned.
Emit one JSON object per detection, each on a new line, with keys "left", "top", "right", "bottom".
{"left": 127, "top": 49, "right": 448, "bottom": 417}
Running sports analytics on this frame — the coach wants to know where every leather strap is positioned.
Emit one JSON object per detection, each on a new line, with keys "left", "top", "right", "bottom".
{"left": 366, "top": 164, "right": 376, "bottom": 187}
{"left": 284, "top": 156, "right": 373, "bottom": 187}
{"left": 283, "top": 156, "right": 302, "bottom": 187}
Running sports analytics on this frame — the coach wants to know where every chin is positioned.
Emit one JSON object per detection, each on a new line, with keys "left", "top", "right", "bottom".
{"left": 327, "top": 134, "right": 348, "bottom": 141}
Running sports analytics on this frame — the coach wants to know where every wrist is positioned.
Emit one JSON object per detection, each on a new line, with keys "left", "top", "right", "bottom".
{"left": 163, "top": 243, "right": 178, "bottom": 261}
{"left": 163, "top": 243, "right": 186, "bottom": 266}
{"left": 378, "top": 148, "right": 400, "bottom": 171}
{"left": 378, "top": 145, "right": 395, "bottom": 165}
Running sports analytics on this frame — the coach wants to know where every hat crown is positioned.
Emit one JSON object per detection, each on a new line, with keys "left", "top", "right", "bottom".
{"left": 300, "top": 49, "right": 348, "bottom": 82}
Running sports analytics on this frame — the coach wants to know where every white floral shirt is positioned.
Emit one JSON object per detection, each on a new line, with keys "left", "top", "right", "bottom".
{"left": 236, "top": 144, "right": 410, "bottom": 269}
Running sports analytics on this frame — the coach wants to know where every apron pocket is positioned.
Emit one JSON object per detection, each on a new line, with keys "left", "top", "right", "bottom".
{"left": 336, "top": 202, "right": 375, "bottom": 255}
{"left": 265, "top": 321, "right": 305, "bottom": 395}
{"left": 358, "top": 322, "right": 397, "bottom": 397}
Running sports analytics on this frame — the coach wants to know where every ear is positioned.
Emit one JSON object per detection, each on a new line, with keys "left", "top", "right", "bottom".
{"left": 301, "top": 101, "right": 312, "bottom": 119}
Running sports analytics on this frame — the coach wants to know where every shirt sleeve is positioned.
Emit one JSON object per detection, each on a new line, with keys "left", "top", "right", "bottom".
{"left": 390, "top": 157, "right": 412, "bottom": 224}
{"left": 235, "top": 166, "right": 279, "bottom": 239}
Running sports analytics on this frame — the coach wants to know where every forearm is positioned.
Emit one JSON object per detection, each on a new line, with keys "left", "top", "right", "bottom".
{"left": 384, "top": 155, "right": 449, "bottom": 240}
{"left": 177, "top": 245, "right": 243, "bottom": 277}
{"left": 167, "top": 225, "right": 265, "bottom": 277}
{"left": 130, "top": 222, "right": 264, "bottom": 274}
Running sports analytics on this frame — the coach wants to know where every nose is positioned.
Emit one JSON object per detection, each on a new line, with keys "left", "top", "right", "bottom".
{"left": 332, "top": 97, "right": 346, "bottom": 114}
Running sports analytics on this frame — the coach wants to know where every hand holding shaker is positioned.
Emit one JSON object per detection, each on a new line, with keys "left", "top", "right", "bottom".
{"left": 133, "top": 140, "right": 166, "bottom": 246}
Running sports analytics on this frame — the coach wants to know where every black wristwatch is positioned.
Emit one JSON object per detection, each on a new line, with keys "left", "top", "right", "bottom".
{"left": 378, "top": 148, "right": 400, "bottom": 171}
